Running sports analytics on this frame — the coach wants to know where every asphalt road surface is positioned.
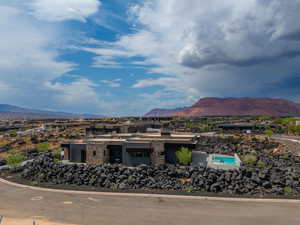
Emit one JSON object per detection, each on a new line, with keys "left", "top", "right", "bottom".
{"left": 1, "top": 180, "right": 300, "bottom": 225}
{"left": 272, "top": 134, "right": 300, "bottom": 142}
{"left": 272, "top": 134, "right": 300, "bottom": 141}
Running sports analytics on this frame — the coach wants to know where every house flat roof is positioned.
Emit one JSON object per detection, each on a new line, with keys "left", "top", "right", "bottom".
{"left": 96, "top": 133, "right": 196, "bottom": 138}
{"left": 85, "top": 138, "right": 195, "bottom": 145}
{"left": 88, "top": 138, "right": 127, "bottom": 142}
{"left": 65, "top": 132, "right": 201, "bottom": 145}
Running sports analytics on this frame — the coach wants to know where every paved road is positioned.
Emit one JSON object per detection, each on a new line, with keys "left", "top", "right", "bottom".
{"left": 272, "top": 134, "right": 300, "bottom": 142}
{"left": 1, "top": 180, "right": 300, "bottom": 225}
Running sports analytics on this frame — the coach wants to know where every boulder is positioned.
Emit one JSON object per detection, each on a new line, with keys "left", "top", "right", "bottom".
{"left": 0, "top": 159, "right": 6, "bottom": 166}
{"left": 0, "top": 165, "right": 9, "bottom": 171}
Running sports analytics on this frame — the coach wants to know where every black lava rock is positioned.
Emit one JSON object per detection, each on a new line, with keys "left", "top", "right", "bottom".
{"left": 20, "top": 136, "right": 300, "bottom": 197}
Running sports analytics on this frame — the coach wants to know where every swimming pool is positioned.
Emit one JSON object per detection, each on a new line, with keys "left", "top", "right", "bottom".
{"left": 212, "top": 155, "right": 237, "bottom": 166}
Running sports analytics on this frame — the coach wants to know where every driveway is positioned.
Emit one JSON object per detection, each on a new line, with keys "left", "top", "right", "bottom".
{"left": 0, "top": 180, "right": 300, "bottom": 225}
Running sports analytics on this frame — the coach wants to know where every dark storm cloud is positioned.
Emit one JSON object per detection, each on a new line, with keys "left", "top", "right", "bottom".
{"left": 178, "top": 0, "right": 300, "bottom": 69}
{"left": 111, "top": 0, "right": 300, "bottom": 103}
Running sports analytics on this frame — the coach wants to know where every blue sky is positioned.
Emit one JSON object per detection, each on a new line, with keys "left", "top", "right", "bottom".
{"left": 1, "top": 0, "right": 300, "bottom": 116}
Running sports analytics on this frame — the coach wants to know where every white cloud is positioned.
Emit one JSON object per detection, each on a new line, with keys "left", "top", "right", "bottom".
{"left": 46, "top": 78, "right": 99, "bottom": 104}
{"left": 0, "top": 5, "right": 105, "bottom": 113}
{"left": 76, "top": 45, "right": 151, "bottom": 69}
{"left": 0, "top": 81, "right": 12, "bottom": 93}
{"left": 79, "top": 47, "right": 131, "bottom": 57}
{"left": 0, "top": 5, "right": 73, "bottom": 87}
{"left": 126, "top": 0, "right": 300, "bottom": 67}
{"left": 93, "top": 57, "right": 123, "bottom": 69}
{"left": 88, "top": 0, "right": 300, "bottom": 105}
{"left": 100, "top": 79, "right": 122, "bottom": 88}
{"left": 30, "top": 0, "right": 101, "bottom": 22}
{"left": 139, "top": 90, "right": 190, "bottom": 109}
{"left": 0, "top": 3, "right": 150, "bottom": 116}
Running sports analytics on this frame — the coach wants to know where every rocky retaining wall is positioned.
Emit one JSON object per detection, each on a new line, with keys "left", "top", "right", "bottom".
{"left": 22, "top": 154, "right": 300, "bottom": 196}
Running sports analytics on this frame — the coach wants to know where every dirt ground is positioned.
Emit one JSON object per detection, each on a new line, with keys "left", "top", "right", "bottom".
{"left": 1, "top": 217, "right": 76, "bottom": 225}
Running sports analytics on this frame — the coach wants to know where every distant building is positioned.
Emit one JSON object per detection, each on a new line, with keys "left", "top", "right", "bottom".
{"left": 86, "top": 122, "right": 165, "bottom": 136}
{"left": 216, "top": 122, "right": 263, "bottom": 133}
{"left": 146, "top": 128, "right": 161, "bottom": 133}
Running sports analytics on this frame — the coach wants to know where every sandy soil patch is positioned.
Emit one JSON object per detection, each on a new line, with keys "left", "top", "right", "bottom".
{"left": 1, "top": 217, "right": 77, "bottom": 225}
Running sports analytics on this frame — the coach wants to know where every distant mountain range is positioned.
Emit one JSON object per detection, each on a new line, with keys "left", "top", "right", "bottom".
{"left": 143, "top": 107, "right": 187, "bottom": 117}
{"left": 144, "top": 97, "right": 300, "bottom": 117}
{"left": 0, "top": 104, "right": 104, "bottom": 119}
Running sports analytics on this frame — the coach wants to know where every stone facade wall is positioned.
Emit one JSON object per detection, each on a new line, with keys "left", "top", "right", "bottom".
{"left": 151, "top": 141, "right": 165, "bottom": 165}
{"left": 63, "top": 147, "right": 69, "bottom": 160}
{"left": 86, "top": 143, "right": 108, "bottom": 164}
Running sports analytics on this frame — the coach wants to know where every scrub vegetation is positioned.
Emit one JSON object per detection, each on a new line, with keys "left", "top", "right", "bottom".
{"left": 6, "top": 150, "right": 25, "bottom": 171}
{"left": 176, "top": 147, "right": 192, "bottom": 166}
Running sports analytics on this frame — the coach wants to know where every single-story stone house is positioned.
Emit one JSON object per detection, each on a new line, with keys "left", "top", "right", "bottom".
{"left": 62, "top": 133, "right": 197, "bottom": 166}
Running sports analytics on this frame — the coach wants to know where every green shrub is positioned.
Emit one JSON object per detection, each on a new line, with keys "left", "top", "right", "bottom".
{"left": 0, "top": 171, "right": 7, "bottom": 177}
{"left": 52, "top": 149, "right": 62, "bottom": 159}
{"left": 249, "top": 150, "right": 257, "bottom": 155}
{"left": 282, "top": 153, "right": 290, "bottom": 159}
{"left": 9, "top": 130, "right": 17, "bottom": 136}
{"left": 242, "top": 154, "right": 257, "bottom": 165}
{"left": 259, "top": 116, "right": 271, "bottom": 121}
{"left": 264, "top": 129, "right": 275, "bottom": 136}
{"left": 89, "top": 176, "right": 97, "bottom": 185}
{"left": 257, "top": 160, "right": 266, "bottom": 169}
{"left": 277, "top": 118, "right": 296, "bottom": 125}
{"left": 289, "top": 125, "right": 300, "bottom": 134}
{"left": 175, "top": 147, "right": 192, "bottom": 166}
{"left": 36, "top": 142, "right": 50, "bottom": 152}
{"left": 184, "top": 186, "right": 193, "bottom": 193}
{"left": 283, "top": 187, "right": 293, "bottom": 195}
{"left": 111, "top": 184, "right": 119, "bottom": 190}
{"left": 128, "top": 175, "right": 133, "bottom": 182}
{"left": 6, "top": 151, "right": 25, "bottom": 171}
{"left": 53, "top": 158, "right": 61, "bottom": 163}
{"left": 30, "top": 181, "right": 38, "bottom": 186}
{"left": 38, "top": 172, "right": 44, "bottom": 178}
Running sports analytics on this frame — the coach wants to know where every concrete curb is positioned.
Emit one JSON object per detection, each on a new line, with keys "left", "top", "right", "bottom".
{"left": 1, "top": 178, "right": 300, "bottom": 204}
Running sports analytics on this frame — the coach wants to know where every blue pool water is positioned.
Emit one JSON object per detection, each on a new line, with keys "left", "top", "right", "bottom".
{"left": 212, "top": 156, "right": 237, "bottom": 166}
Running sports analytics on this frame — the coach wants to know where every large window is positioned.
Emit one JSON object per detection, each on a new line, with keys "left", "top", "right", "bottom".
{"left": 129, "top": 151, "right": 150, "bottom": 157}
